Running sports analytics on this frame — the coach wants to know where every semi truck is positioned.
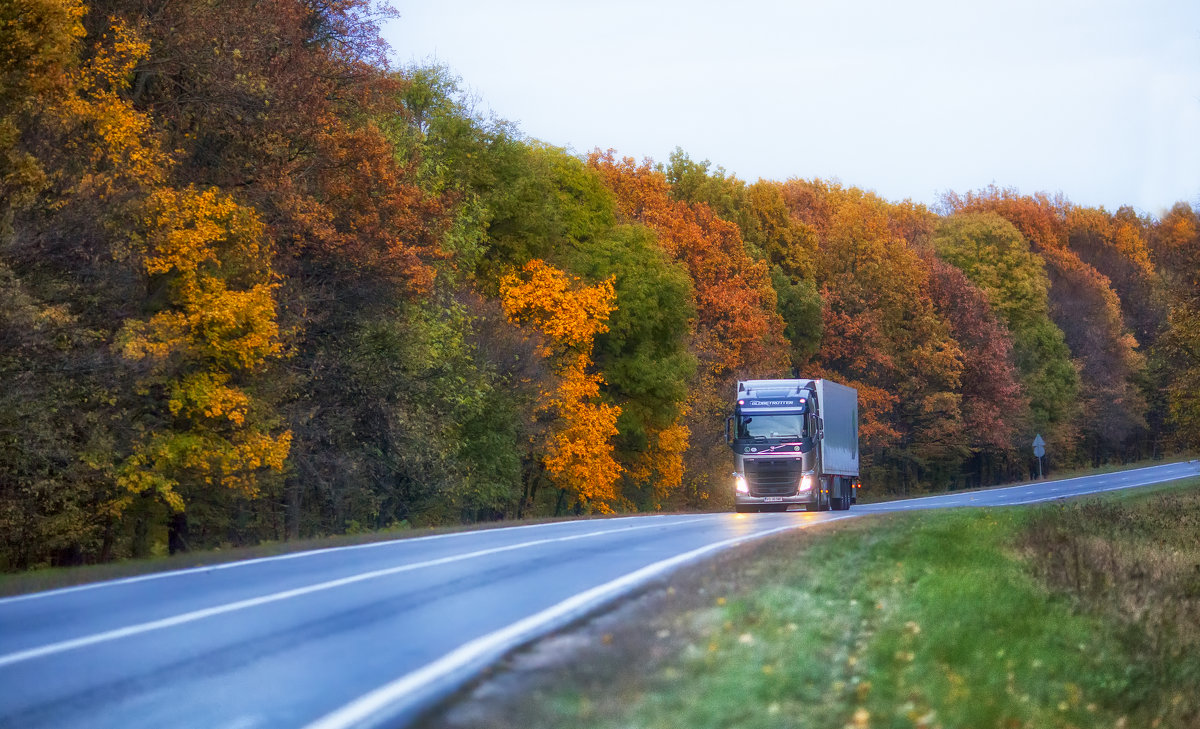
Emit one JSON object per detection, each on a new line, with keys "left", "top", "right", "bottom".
{"left": 726, "top": 378, "right": 860, "bottom": 512}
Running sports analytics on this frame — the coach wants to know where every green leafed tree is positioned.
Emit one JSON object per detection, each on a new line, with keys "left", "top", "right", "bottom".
{"left": 565, "top": 223, "right": 697, "bottom": 508}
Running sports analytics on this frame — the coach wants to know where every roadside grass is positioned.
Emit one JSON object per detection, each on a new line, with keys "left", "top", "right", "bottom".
{"left": 425, "top": 477, "right": 1200, "bottom": 729}
{"left": 1021, "top": 485, "right": 1200, "bottom": 727}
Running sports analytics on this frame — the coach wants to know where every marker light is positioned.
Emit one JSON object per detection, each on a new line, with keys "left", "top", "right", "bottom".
{"left": 735, "top": 475, "right": 749, "bottom": 494}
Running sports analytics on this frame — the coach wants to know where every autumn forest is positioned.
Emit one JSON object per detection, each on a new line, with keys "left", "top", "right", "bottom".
{"left": 2, "top": 1, "right": 1198, "bottom": 570}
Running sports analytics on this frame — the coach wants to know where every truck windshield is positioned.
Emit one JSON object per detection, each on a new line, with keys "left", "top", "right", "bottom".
{"left": 738, "top": 414, "right": 804, "bottom": 440}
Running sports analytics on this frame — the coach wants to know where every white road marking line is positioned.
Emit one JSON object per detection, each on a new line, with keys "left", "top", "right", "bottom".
{"left": 0, "top": 513, "right": 711, "bottom": 606}
{"left": 891, "top": 463, "right": 1197, "bottom": 508}
{"left": 0, "top": 518, "right": 710, "bottom": 669}
{"left": 216, "top": 717, "right": 264, "bottom": 729}
{"left": 303, "top": 515, "right": 856, "bottom": 729}
{"left": 1004, "top": 472, "right": 1200, "bottom": 505}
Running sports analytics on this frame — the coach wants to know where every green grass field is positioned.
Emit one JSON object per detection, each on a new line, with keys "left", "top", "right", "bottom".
{"left": 426, "top": 478, "right": 1200, "bottom": 729}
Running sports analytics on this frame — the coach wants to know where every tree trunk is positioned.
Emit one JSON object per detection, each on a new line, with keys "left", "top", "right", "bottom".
{"left": 168, "top": 511, "right": 190, "bottom": 555}
{"left": 286, "top": 479, "right": 301, "bottom": 541}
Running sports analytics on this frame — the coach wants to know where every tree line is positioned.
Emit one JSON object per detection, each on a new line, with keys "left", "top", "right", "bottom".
{"left": 2, "top": 0, "right": 1197, "bottom": 569}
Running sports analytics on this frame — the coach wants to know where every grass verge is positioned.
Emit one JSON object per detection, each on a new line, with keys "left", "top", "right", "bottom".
{"left": 423, "top": 477, "right": 1200, "bottom": 729}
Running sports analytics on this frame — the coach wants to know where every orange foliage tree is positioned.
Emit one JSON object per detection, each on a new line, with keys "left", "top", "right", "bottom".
{"left": 501, "top": 260, "right": 622, "bottom": 513}
{"left": 589, "top": 152, "right": 788, "bottom": 380}
{"left": 781, "top": 181, "right": 965, "bottom": 483}
{"left": 1068, "top": 206, "right": 1162, "bottom": 351}
{"left": 588, "top": 151, "right": 789, "bottom": 503}
{"left": 109, "top": 0, "right": 445, "bottom": 298}
{"left": 1151, "top": 204, "right": 1200, "bottom": 450}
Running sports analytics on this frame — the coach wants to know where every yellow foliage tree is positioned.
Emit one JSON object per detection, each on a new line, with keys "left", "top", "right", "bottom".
{"left": 501, "top": 260, "right": 622, "bottom": 513}
{"left": 53, "top": 17, "right": 168, "bottom": 199}
{"left": 624, "top": 420, "right": 691, "bottom": 508}
{"left": 118, "top": 186, "right": 290, "bottom": 512}
{"left": 24, "top": 17, "right": 293, "bottom": 515}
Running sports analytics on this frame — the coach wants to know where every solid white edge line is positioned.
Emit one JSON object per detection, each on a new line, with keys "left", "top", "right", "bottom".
{"left": 1007, "top": 472, "right": 1199, "bottom": 505}
{"left": 0, "top": 513, "right": 711, "bottom": 606}
{"left": 303, "top": 515, "right": 855, "bottom": 729}
{"left": 0, "top": 518, "right": 711, "bottom": 669}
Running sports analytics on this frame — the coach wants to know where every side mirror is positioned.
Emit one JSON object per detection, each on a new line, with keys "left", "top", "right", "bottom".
{"left": 725, "top": 416, "right": 733, "bottom": 444}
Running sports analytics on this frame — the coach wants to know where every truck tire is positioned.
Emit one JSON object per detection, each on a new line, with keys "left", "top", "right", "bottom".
{"left": 830, "top": 478, "right": 851, "bottom": 510}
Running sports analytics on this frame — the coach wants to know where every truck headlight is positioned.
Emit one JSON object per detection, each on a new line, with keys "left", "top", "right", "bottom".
{"left": 735, "top": 475, "right": 748, "bottom": 494}
{"left": 798, "top": 474, "right": 814, "bottom": 493}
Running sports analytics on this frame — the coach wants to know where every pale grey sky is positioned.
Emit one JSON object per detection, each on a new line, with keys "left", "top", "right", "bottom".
{"left": 383, "top": 1, "right": 1200, "bottom": 216}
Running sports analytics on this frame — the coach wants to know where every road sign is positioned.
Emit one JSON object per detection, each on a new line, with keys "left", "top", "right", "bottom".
{"left": 1032, "top": 433, "right": 1045, "bottom": 478}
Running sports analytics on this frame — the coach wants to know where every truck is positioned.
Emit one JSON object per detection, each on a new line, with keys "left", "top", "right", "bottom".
{"left": 725, "top": 378, "right": 860, "bottom": 512}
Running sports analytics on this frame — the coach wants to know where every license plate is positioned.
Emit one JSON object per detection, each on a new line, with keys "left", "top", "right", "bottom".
{"left": 763, "top": 497, "right": 784, "bottom": 502}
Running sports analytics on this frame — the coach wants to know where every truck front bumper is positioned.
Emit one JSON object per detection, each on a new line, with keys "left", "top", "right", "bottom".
{"left": 735, "top": 492, "right": 816, "bottom": 509}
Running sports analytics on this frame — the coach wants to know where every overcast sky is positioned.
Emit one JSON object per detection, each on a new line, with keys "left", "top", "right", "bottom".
{"left": 383, "top": 1, "right": 1200, "bottom": 216}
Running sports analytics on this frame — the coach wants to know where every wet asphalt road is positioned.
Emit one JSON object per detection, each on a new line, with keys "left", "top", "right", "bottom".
{"left": 1, "top": 461, "right": 1196, "bottom": 729}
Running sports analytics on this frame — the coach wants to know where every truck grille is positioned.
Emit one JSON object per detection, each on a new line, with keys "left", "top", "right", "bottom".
{"left": 745, "top": 458, "right": 803, "bottom": 497}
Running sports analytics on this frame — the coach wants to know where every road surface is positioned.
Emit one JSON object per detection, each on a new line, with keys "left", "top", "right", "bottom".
{"left": 1, "top": 461, "right": 1196, "bottom": 729}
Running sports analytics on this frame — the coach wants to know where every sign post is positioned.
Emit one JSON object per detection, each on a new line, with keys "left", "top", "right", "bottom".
{"left": 1032, "top": 434, "right": 1045, "bottom": 479}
